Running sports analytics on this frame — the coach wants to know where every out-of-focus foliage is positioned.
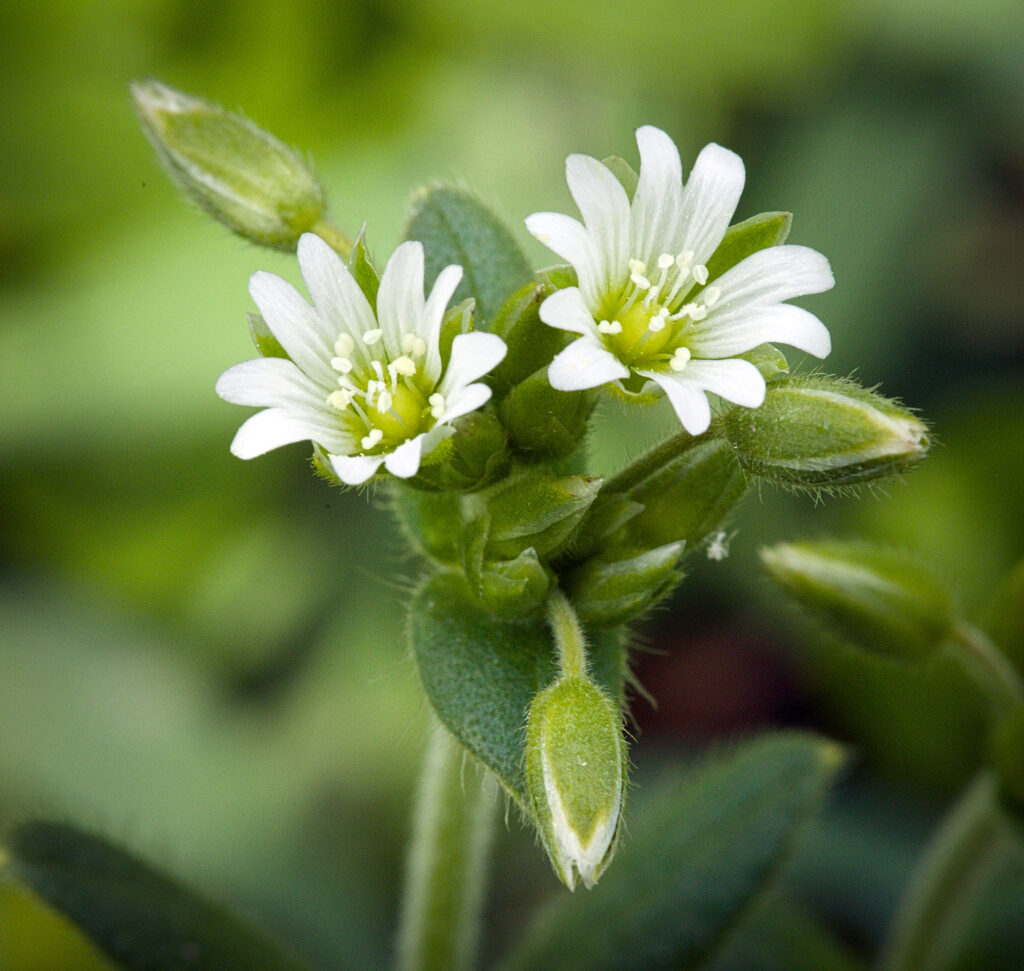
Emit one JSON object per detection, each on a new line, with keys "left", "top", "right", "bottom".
{"left": 1, "top": 0, "right": 1022, "bottom": 966}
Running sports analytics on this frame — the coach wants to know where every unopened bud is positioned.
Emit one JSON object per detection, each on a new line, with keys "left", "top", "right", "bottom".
{"left": 498, "top": 367, "right": 596, "bottom": 460}
{"left": 132, "top": 79, "right": 326, "bottom": 250}
{"left": 725, "top": 374, "right": 929, "bottom": 490}
{"left": 489, "top": 282, "right": 570, "bottom": 399}
{"left": 761, "top": 540, "right": 955, "bottom": 661}
{"left": 525, "top": 676, "right": 626, "bottom": 890}
{"left": 414, "top": 411, "right": 510, "bottom": 493}
{"left": 565, "top": 543, "right": 684, "bottom": 626}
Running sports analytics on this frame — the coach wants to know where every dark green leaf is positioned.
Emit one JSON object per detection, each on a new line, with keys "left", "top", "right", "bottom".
{"left": 503, "top": 733, "right": 844, "bottom": 971}
{"left": 405, "top": 186, "right": 533, "bottom": 328}
{"left": 409, "top": 571, "right": 625, "bottom": 806}
{"left": 4, "top": 821, "right": 306, "bottom": 971}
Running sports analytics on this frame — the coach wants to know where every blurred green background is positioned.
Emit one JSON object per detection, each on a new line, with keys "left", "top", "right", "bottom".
{"left": 2, "top": 0, "right": 1023, "bottom": 966}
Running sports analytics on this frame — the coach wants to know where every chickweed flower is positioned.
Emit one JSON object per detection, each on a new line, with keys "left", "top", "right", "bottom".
{"left": 216, "top": 233, "right": 507, "bottom": 485}
{"left": 526, "top": 127, "right": 835, "bottom": 435}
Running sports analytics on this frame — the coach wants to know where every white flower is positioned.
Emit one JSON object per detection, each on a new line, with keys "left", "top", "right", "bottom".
{"left": 216, "top": 233, "right": 507, "bottom": 485}
{"left": 526, "top": 127, "right": 835, "bottom": 435}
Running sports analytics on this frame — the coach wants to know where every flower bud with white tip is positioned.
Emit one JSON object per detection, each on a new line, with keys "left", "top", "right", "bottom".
{"left": 525, "top": 675, "right": 626, "bottom": 890}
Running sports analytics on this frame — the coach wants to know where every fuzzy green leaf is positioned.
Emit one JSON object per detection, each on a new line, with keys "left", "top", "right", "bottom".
{"left": 3, "top": 821, "right": 306, "bottom": 971}
{"left": 405, "top": 186, "right": 533, "bottom": 329}
{"left": 503, "top": 733, "right": 844, "bottom": 970}
{"left": 409, "top": 572, "right": 625, "bottom": 806}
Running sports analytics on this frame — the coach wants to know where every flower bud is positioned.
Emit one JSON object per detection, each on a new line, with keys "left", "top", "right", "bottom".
{"left": 413, "top": 412, "right": 510, "bottom": 493}
{"left": 498, "top": 368, "right": 596, "bottom": 460}
{"left": 131, "top": 79, "right": 326, "bottom": 250}
{"left": 565, "top": 543, "right": 685, "bottom": 626}
{"left": 472, "top": 471, "right": 602, "bottom": 562}
{"left": 471, "top": 546, "right": 552, "bottom": 616}
{"left": 761, "top": 540, "right": 956, "bottom": 661}
{"left": 725, "top": 374, "right": 929, "bottom": 490}
{"left": 525, "top": 676, "right": 626, "bottom": 890}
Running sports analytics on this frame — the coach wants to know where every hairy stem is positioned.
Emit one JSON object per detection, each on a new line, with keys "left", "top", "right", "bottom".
{"left": 880, "top": 771, "right": 1012, "bottom": 971}
{"left": 396, "top": 718, "right": 497, "bottom": 971}
{"left": 546, "top": 588, "right": 588, "bottom": 679}
{"left": 311, "top": 219, "right": 353, "bottom": 261}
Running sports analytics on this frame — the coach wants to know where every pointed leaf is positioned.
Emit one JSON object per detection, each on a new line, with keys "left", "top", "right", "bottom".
{"left": 503, "top": 733, "right": 844, "bottom": 970}
{"left": 705, "top": 211, "right": 792, "bottom": 281}
{"left": 405, "top": 186, "right": 534, "bottom": 329}
{"left": 409, "top": 571, "right": 625, "bottom": 806}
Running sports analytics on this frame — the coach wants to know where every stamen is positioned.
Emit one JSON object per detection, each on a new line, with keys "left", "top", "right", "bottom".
{"left": 689, "top": 304, "right": 708, "bottom": 322}
{"left": 648, "top": 309, "right": 669, "bottom": 333}
{"left": 676, "top": 250, "right": 694, "bottom": 269}
{"left": 692, "top": 264, "right": 709, "bottom": 286}
{"left": 628, "top": 258, "right": 647, "bottom": 275}
{"left": 702, "top": 286, "right": 722, "bottom": 307}
{"left": 598, "top": 320, "right": 623, "bottom": 335}
{"left": 327, "top": 389, "right": 354, "bottom": 410}
{"left": 361, "top": 428, "right": 383, "bottom": 450}
{"left": 657, "top": 253, "right": 675, "bottom": 270}
{"left": 428, "top": 392, "right": 446, "bottom": 419}
{"left": 392, "top": 355, "right": 417, "bottom": 377}
{"left": 630, "top": 272, "right": 651, "bottom": 290}
{"left": 401, "top": 332, "right": 418, "bottom": 354}
{"left": 334, "top": 334, "right": 355, "bottom": 356}
{"left": 377, "top": 390, "right": 394, "bottom": 414}
{"left": 670, "top": 346, "right": 691, "bottom": 372}
{"left": 331, "top": 356, "right": 354, "bottom": 373}
{"left": 362, "top": 329, "right": 383, "bottom": 345}
{"left": 371, "top": 361, "right": 385, "bottom": 381}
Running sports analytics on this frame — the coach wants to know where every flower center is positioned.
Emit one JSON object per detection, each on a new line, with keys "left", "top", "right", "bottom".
{"left": 597, "top": 252, "right": 721, "bottom": 373}
{"left": 325, "top": 329, "right": 439, "bottom": 454}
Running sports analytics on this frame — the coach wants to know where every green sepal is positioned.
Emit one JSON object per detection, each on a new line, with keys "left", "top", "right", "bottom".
{"left": 131, "top": 79, "right": 325, "bottom": 251}
{"left": 525, "top": 676, "right": 627, "bottom": 889}
{"left": 601, "top": 156, "right": 638, "bottom": 200}
{"left": 405, "top": 185, "right": 533, "bottom": 328}
{"left": 705, "top": 211, "right": 792, "bottom": 282}
{"left": 461, "top": 515, "right": 551, "bottom": 616}
{"left": 471, "top": 469, "right": 602, "bottom": 562}
{"left": 346, "top": 223, "right": 380, "bottom": 312}
{"left": 409, "top": 572, "right": 626, "bottom": 806}
{"left": 411, "top": 411, "right": 510, "bottom": 493}
{"left": 570, "top": 494, "right": 645, "bottom": 561}
{"left": 725, "top": 374, "right": 930, "bottom": 492}
{"left": 247, "top": 312, "right": 288, "bottom": 359}
{"left": 438, "top": 298, "right": 475, "bottom": 368}
{"left": 761, "top": 539, "right": 957, "bottom": 662}
{"left": 539, "top": 264, "right": 578, "bottom": 290}
{"left": 565, "top": 543, "right": 685, "bottom": 627}
{"left": 3, "top": 820, "right": 305, "bottom": 970}
{"left": 489, "top": 281, "right": 571, "bottom": 399}
{"left": 739, "top": 342, "right": 790, "bottom": 382}
{"left": 390, "top": 484, "right": 463, "bottom": 564}
{"left": 499, "top": 367, "right": 596, "bottom": 460}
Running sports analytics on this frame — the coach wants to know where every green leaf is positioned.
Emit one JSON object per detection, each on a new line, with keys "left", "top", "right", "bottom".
{"left": 3, "top": 821, "right": 306, "bottom": 970}
{"left": 503, "top": 733, "right": 844, "bottom": 971}
{"left": 409, "top": 571, "right": 625, "bottom": 806}
{"left": 705, "top": 211, "right": 792, "bottom": 281}
{"left": 405, "top": 186, "right": 533, "bottom": 329}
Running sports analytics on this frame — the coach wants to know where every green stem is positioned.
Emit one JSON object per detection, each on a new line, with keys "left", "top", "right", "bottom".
{"left": 880, "top": 771, "right": 1012, "bottom": 971}
{"left": 546, "top": 589, "right": 588, "bottom": 679}
{"left": 311, "top": 219, "right": 353, "bottom": 261}
{"left": 396, "top": 717, "right": 497, "bottom": 971}
{"left": 947, "top": 622, "right": 1024, "bottom": 720}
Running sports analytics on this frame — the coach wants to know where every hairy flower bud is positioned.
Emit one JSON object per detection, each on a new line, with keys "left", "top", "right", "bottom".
{"left": 498, "top": 367, "right": 596, "bottom": 460}
{"left": 725, "top": 374, "right": 929, "bottom": 490}
{"left": 132, "top": 79, "right": 326, "bottom": 250}
{"left": 761, "top": 540, "right": 956, "bottom": 661}
{"left": 525, "top": 676, "right": 626, "bottom": 890}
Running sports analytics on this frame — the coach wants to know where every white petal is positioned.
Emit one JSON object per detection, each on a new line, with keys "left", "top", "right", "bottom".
{"left": 548, "top": 337, "right": 629, "bottom": 391}
{"left": 216, "top": 357, "right": 324, "bottom": 408}
{"left": 538, "top": 287, "right": 600, "bottom": 336}
{"left": 297, "top": 233, "right": 378, "bottom": 367}
{"left": 638, "top": 370, "right": 712, "bottom": 435}
{"left": 566, "top": 153, "right": 630, "bottom": 295}
{"left": 524, "top": 212, "right": 605, "bottom": 308}
{"left": 688, "top": 304, "right": 831, "bottom": 359}
{"left": 249, "top": 271, "right": 335, "bottom": 386}
{"left": 441, "top": 382, "right": 492, "bottom": 422}
{"left": 684, "top": 358, "right": 766, "bottom": 408}
{"left": 422, "top": 263, "right": 464, "bottom": 382}
{"left": 230, "top": 408, "right": 321, "bottom": 459}
{"left": 384, "top": 435, "right": 425, "bottom": 478}
{"left": 630, "top": 126, "right": 684, "bottom": 262}
{"left": 439, "top": 332, "right": 507, "bottom": 396}
{"left": 377, "top": 240, "right": 426, "bottom": 360}
{"left": 710, "top": 245, "right": 835, "bottom": 313}
{"left": 330, "top": 453, "right": 384, "bottom": 485}
{"left": 678, "top": 143, "right": 746, "bottom": 267}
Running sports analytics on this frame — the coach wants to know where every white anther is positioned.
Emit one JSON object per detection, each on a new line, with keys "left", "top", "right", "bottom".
{"left": 670, "top": 346, "right": 691, "bottom": 372}
{"left": 361, "top": 428, "right": 383, "bottom": 450}
{"left": 702, "top": 286, "right": 722, "bottom": 307}
{"left": 401, "top": 333, "right": 418, "bottom": 354}
{"left": 648, "top": 310, "right": 668, "bottom": 333}
{"left": 630, "top": 273, "right": 651, "bottom": 290}
{"left": 690, "top": 304, "right": 708, "bottom": 322}
{"left": 677, "top": 250, "right": 694, "bottom": 268}
{"left": 371, "top": 361, "right": 385, "bottom": 381}
{"left": 692, "top": 264, "right": 709, "bottom": 286}
{"left": 657, "top": 253, "right": 675, "bottom": 269}
{"left": 392, "top": 355, "right": 417, "bottom": 377}
{"left": 334, "top": 334, "right": 355, "bottom": 356}
{"left": 598, "top": 320, "right": 623, "bottom": 335}
{"left": 328, "top": 389, "right": 354, "bottom": 409}
{"left": 331, "top": 356, "right": 354, "bottom": 373}
{"left": 628, "top": 258, "right": 647, "bottom": 274}
{"left": 376, "top": 391, "right": 394, "bottom": 413}
{"left": 428, "top": 392, "right": 446, "bottom": 419}
{"left": 362, "top": 329, "right": 383, "bottom": 345}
